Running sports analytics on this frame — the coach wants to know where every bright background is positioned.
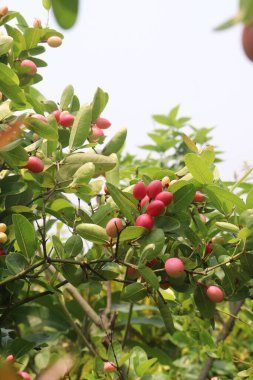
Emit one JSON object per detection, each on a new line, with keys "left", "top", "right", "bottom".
{"left": 7, "top": 0, "right": 253, "bottom": 179}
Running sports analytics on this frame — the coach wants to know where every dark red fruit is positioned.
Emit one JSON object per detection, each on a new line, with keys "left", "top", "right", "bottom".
{"left": 52, "top": 110, "right": 61, "bottom": 122}
{"left": 146, "top": 180, "right": 162, "bottom": 199}
{"left": 160, "top": 276, "right": 170, "bottom": 289}
{"left": 146, "top": 258, "right": 158, "bottom": 268}
{"left": 155, "top": 191, "right": 173, "bottom": 206}
{"left": 127, "top": 267, "right": 139, "bottom": 279}
{"left": 104, "top": 185, "right": 109, "bottom": 195}
{"left": 26, "top": 156, "right": 44, "bottom": 173}
{"left": 193, "top": 191, "right": 204, "bottom": 203}
{"left": 133, "top": 182, "right": 147, "bottom": 200}
{"left": 205, "top": 242, "right": 213, "bottom": 256}
{"left": 0, "top": 247, "right": 6, "bottom": 256}
{"left": 147, "top": 200, "right": 165, "bottom": 217}
{"left": 135, "top": 214, "right": 153, "bottom": 230}
{"left": 242, "top": 24, "right": 253, "bottom": 61}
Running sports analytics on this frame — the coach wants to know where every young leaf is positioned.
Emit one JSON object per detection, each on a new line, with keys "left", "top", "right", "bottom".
{"left": 69, "top": 104, "right": 92, "bottom": 150}
{"left": 102, "top": 128, "right": 127, "bottom": 156}
{"left": 0, "top": 63, "right": 27, "bottom": 106}
{"left": 60, "top": 84, "right": 74, "bottom": 110}
{"left": 52, "top": 0, "right": 79, "bottom": 29}
{"left": 12, "top": 214, "right": 37, "bottom": 258}
{"left": 91, "top": 87, "right": 109, "bottom": 122}
{"left": 185, "top": 153, "right": 213, "bottom": 184}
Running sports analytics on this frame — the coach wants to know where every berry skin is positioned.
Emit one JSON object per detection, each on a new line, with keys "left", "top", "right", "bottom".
{"left": 47, "top": 36, "right": 62, "bottom": 48}
{"left": 106, "top": 218, "right": 124, "bottom": 238}
{"left": 133, "top": 182, "right": 147, "bottom": 200}
{"left": 59, "top": 111, "right": 75, "bottom": 127}
{"left": 26, "top": 156, "right": 44, "bottom": 173}
{"left": 0, "top": 232, "right": 7, "bottom": 244}
{"left": 20, "top": 59, "right": 37, "bottom": 75}
{"left": 147, "top": 180, "right": 162, "bottom": 199}
{"left": 52, "top": 110, "right": 61, "bottom": 122}
{"left": 161, "top": 176, "right": 170, "bottom": 188}
{"left": 193, "top": 191, "right": 204, "bottom": 203}
{"left": 104, "top": 361, "right": 116, "bottom": 373}
{"left": 33, "top": 18, "right": 41, "bottom": 28}
{"left": 146, "top": 258, "right": 158, "bottom": 268}
{"left": 205, "top": 242, "right": 213, "bottom": 256}
{"left": 165, "top": 258, "right": 185, "bottom": 278}
{"left": 140, "top": 195, "right": 149, "bottom": 208}
{"left": 31, "top": 114, "right": 48, "bottom": 123}
{"left": 0, "top": 247, "right": 6, "bottom": 256}
{"left": 0, "top": 223, "right": 7, "bottom": 233}
{"left": 242, "top": 24, "right": 253, "bottom": 61}
{"left": 155, "top": 191, "right": 173, "bottom": 206}
{"left": 0, "top": 5, "right": 8, "bottom": 16}
{"left": 127, "top": 267, "right": 139, "bottom": 279}
{"left": 89, "top": 126, "right": 104, "bottom": 142}
{"left": 160, "top": 275, "right": 170, "bottom": 289}
{"left": 206, "top": 286, "right": 224, "bottom": 303}
{"left": 147, "top": 200, "right": 165, "bottom": 217}
{"left": 6, "top": 354, "right": 14, "bottom": 363}
{"left": 95, "top": 117, "right": 111, "bottom": 129}
{"left": 135, "top": 214, "right": 153, "bottom": 230}
{"left": 104, "top": 185, "right": 109, "bottom": 195}
{"left": 18, "top": 371, "right": 30, "bottom": 380}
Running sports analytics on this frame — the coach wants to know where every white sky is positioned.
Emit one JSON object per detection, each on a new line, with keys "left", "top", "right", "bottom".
{"left": 6, "top": 0, "right": 253, "bottom": 179}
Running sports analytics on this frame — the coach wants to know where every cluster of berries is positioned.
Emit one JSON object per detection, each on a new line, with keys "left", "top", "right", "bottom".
{"left": 88, "top": 117, "right": 111, "bottom": 143}
{"left": 0, "top": 223, "right": 8, "bottom": 247}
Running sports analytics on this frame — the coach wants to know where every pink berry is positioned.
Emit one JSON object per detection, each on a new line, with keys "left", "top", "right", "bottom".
{"left": 106, "top": 218, "right": 124, "bottom": 238}
{"left": 95, "top": 117, "right": 111, "bottom": 129}
{"left": 0, "top": 5, "right": 8, "bottom": 16}
{"left": 25, "top": 156, "right": 44, "bottom": 173}
{"left": 89, "top": 126, "right": 104, "bottom": 142}
{"left": 133, "top": 182, "right": 147, "bottom": 200}
{"left": 206, "top": 286, "right": 224, "bottom": 303}
{"left": 18, "top": 372, "right": 30, "bottom": 380}
{"left": 52, "top": 110, "right": 61, "bottom": 122}
{"left": 31, "top": 114, "right": 48, "bottom": 123}
{"left": 165, "top": 258, "right": 185, "bottom": 278}
{"left": 205, "top": 242, "right": 213, "bottom": 256}
{"left": 6, "top": 354, "right": 14, "bottom": 363}
{"left": 135, "top": 214, "right": 153, "bottom": 230}
{"left": 147, "top": 180, "right": 162, "bottom": 199}
{"left": 193, "top": 191, "right": 204, "bottom": 203}
{"left": 140, "top": 195, "right": 149, "bottom": 208}
{"left": 59, "top": 111, "right": 75, "bottom": 127}
{"left": 104, "top": 361, "right": 116, "bottom": 373}
{"left": 0, "top": 247, "right": 6, "bottom": 256}
{"left": 127, "top": 267, "right": 139, "bottom": 279}
{"left": 47, "top": 36, "right": 62, "bottom": 48}
{"left": 146, "top": 258, "right": 158, "bottom": 268}
{"left": 155, "top": 191, "right": 173, "bottom": 206}
{"left": 147, "top": 200, "right": 165, "bottom": 217}
{"left": 20, "top": 59, "right": 37, "bottom": 76}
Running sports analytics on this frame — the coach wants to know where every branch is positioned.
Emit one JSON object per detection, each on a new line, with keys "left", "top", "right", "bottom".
{"left": 197, "top": 300, "right": 244, "bottom": 380}
{"left": 122, "top": 303, "right": 133, "bottom": 348}
{"left": 0, "top": 259, "right": 45, "bottom": 287}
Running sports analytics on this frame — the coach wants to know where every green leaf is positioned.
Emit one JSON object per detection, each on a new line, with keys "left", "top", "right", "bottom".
{"left": 5, "top": 253, "right": 28, "bottom": 274}
{"left": 5, "top": 25, "right": 26, "bottom": 57}
{"left": 194, "top": 286, "right": 215, "bottom": 319}
{"left": 106, "top": 183, "right": 138, "bottom": 223}
{"left": 185, "top": 153, "right": 213, "bottom": 184}
{"left": 173, "top": 184, "right": 196, "bottom": 211}
{"left": 25, "top": 117, "right": 58, "bottom": 141}
{"left": 52, "top": 235, "right": 65, "bottom": 258}
{"left": 205, "top": 185, "right": 246, "bottom": 214}
{"left": 155, "top": 296, "right": 175, "bottom": 333}
{"left": 91, "top": 87, "right": 109, "bottom": 122}
{"left": 138, "top": 266, "right": 160, "bottom": 290}
{"left": 215, "top": 15, "right": 241, "bottom": 31}
{"left": 76, "top": 223, "right": 108, "bottom": 244}
{"left": 102, "top": 128, "right": 127, "bottom": 156}
{"left": 0, "top": 34, "right": 13, "bottom": 56}
{"left": 246, "top": 187, "right": 253, "bottom": 208}
{"left": 182, "top": 134, "right": 198, "bottom": 153}
{"left": 24, "top": 28, "right": 42, "bottom": 49}
{"left": 69, "top": 163, "right": 95, "bottom": 188}
{"left": 69, "top": 104, "right": 92, "bottom": 150}
{"left": 154, "top": 216, "right": 180, "bottom": 232}
{"left": 7, "top": 338, "right": 36, "bottom": 359}
{"left": 52, "top": 0, "right": 79, "bottom": 29}
{"left": 64, "top": 235, "right": 83, "bottom": 257}
{"left": 135, "top": 358, "right": 158, "bottom": 377}
{"left": 0, "top": 63, "right": 27, "bottom": 105}
{"left": 12, "top": 214, "right": 37, "bottom": 258}
{"left": 119, "top": 226, "right": 145, "bottom": 242}
{"left": 42, "top": 0, "right": 52, "bottom": 10}
{"left": 0, "top": 100, "right": 11, "bottom": 120}
{"left": 0, "top": 145, "right": 28, "bottom": 167}
{"left": 60, "top": 84, "right": 74, "bottom": 110}
{"left": 105, "top": 153, "right": 119, "bottom": 186}
{"left": 140, "top": 228, "right": 165, "bottom": 258}
{"left": 121, "top": 283, "right": 147, "bottom": 303}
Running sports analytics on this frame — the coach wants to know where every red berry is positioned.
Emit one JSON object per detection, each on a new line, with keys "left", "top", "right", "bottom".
{"left": 104, "top": 185, "right": 109, "bottom": 195}
{"left": 140, "top": 195, "right": 149, "bottom": 208}
{"left": 127, "top": 267, "right": 139, "bottom": 279}
{"left": 106, "top": 218, "right": 124, "bottom": 238}
{"left": 146, "top": 258, "right": 158, "bottom": 268}
{"left": 20, "top": 59, "right": 37, "bottom": 75}
{"left": 52, "top": 110, "right": 61, "bottom": 122}
{"left": 160, "top": 276, "right": 170, "bottom": 289}
{"left": 147, "top": 200, "right": 165, "bottom": 217}
{"left": 47, "top": 36, "right": 62, "bottom": 48}
{"left": 31, "top": 114, "right": 48, "bottom": 123}
{"left": 135, "top": 214, "right": 153, "bottom": 230}
{"left": 89, "top": 126, "right": 104, "bottom": 142}
{"left": 18, "top": 372, "right": 30, "bottom": 380}
{"left": 205, "top": 242, "right": 213, "bottom": 256}
{"left": 0, "top": 247, "right": 6, "bottom": 256}
{"left": 155, "top": 191, "right": 173, "bottom": 206}
{"left": 59, "top": 111, "right": 75, "bottom": 127}
{"left": 206, "top": 286, "right": 224, "bottom": 303}
{"left": 242, "top": 24, "right": 253, "bottom": 61}
{"left": 193, "top": 191, "right": 204, "bottom": 203}
{"left": 104, "top": 361, "right": 116, "bottom": 373}
{"left": 147, "top": 180, "right": 162, "bottom": 199}
{"left": 133, "top": 182, "right": 147, "bottom": 200}
{"left": 6, "top": 354, "right": 14, "bottom": 363}
{"left": 95, "top": 117, "right": 111, "bottom": 129}
{"left": 26, "top": 156, "right": 44, "bottom": 173}
{"left": 165, "top": 258, "right": 185, "bottom": 278}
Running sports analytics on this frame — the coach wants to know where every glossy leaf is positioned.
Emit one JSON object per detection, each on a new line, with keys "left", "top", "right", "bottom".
{"left": 64, "top": 235, "right": 83, "bottom": 257}
{"left": 60, "top": 84, "right": 74, "bottom": 110}
{"left": 194, "top": 286, "right": 215, "bottom": 319}
{"left": 155, "top": 296, "right": 175, "bottom": 333}
{"left": 52, "top": 0, "right": 79, "bottom": 29}
{"left": 121, "top": 283, "right": 147, "bottom": 303}
{"left": 106, "top": 182, "right": 138, "bottom": 223}
{"left": 119, "top": 226, "right": 145, "bottom": 242}
{"left": 91, "top": 87, "right": 109, "bottom": 122}
{"left": 185, "top": 153, "right": 213, "bottom": 184}
{"left": 12, "top": 214, "right": 37, "bottom": 258}
{"left": 69, "top": 104, "right": 92, "bottom": 149}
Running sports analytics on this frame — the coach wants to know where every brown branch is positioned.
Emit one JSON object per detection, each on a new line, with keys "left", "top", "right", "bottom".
{"left": 197, "top": 300, "right": 244, "bottom": 380}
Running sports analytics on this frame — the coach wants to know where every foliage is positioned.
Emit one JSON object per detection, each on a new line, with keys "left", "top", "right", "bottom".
{"left": 0, "top": 5, "right": 253, "bottom": 380}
